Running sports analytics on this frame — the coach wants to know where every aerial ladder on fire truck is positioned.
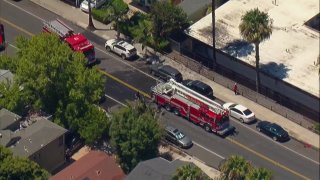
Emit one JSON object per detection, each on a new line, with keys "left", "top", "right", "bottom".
{"left": 43, "top": 19, "right": 74, "bottom": 38}
{"left": 152, "top": 79, "right": 226, "bottom": 115}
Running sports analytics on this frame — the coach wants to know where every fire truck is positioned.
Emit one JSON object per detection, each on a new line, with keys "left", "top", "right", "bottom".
{"left": 42, "top": 19, "right": 96, "bottom": 65}
{"left": 151, "top": 79, "right": 235, "bottom": 136}
{"left": 0, "top": 24, "right": 5, "bottom": 50}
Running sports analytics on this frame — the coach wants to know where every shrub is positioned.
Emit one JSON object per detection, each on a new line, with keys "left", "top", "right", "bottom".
{"left": 92, "top": 7, "right": 113, "bottom": 24}
{"left": 315, "top": 123, "right": 320, "bottom": 134}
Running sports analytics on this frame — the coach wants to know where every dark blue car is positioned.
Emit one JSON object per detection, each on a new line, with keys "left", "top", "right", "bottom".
{"left": 256, "top": 121, "right": 290, "bottom": 142}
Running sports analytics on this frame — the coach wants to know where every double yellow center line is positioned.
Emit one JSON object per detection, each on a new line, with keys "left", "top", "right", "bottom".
{"left": 1, "top": 17, "right": 310, "bottom": 180}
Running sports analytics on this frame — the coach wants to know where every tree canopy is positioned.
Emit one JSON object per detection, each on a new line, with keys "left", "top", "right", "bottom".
{"left": 0, "top": 145, "right": 49, "bottom": 180}
{"left": 110, "top": 101, "right": 162, "bottom": 173}
{"left": 172, "top": 163, "right": 210, "bottom": 180}
{"left": 0, "top": 33, "right": 109, "bottom": 145}
{"left": 219, "top": 155, "right": 273, "bottom": 180}
{"left": 150, "top": 0, "right": 189, "bottom": 39}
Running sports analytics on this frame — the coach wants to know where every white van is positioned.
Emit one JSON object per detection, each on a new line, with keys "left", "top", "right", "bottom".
{"left": 80, "top": 0, "right": 107, "bottom": 13}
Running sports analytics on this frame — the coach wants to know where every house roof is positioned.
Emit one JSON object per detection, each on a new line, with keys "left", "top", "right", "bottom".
{"left": 185, "top": 0, "right": 320, "bottom": 97}
{"left": 51, "top": 150, "right": 125, "bottom": 180}
{"left": 0, "top": 69, "right": 14, "bottom": 84}
{"left": 126, "top": 157, "right": 189, "bottom": 180}
{"left": 2, "top": 117, "right": 67, "bottom": 157}
{"left": 0, "top": 108, "right": 21, "bottom": 130}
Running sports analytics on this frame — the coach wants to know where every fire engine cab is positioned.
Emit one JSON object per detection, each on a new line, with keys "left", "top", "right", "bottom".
{"left": 151, "top": 79, "right": 235, "bottom": 136}
{"left": 42, "top": 19, "right": 96, "bottom": 65}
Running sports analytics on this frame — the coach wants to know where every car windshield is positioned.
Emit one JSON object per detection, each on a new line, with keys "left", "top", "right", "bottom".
{"left": 82, "top": 0, "right": 88, "bottom": 5}
{"left": 217, "top": 116, "right": 229, "bottom": 126}
{"left": 243, "top": 109, "right": 253, "bottom": 116}
{"left": 129, "top": 48, "right": 136, "bottom": 53}
{"left": 229, "top": 104, "right": 237, "bottom": 108}
{"left": 173, "top": 129, "right": 185, "bottom": 140}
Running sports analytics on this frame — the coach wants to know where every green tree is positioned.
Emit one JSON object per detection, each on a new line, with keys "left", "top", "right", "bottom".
{"left": 150, "top": 0, "right": 189, "bottom": 40}
{"left": 110, "top": 101, "right": 162, "bottom": 173}
{"left": 219, "top": 155, "right": 253, "bottom": 180}
{"left": 0, "top": 145, "right": 49, "bottom": 180}
{"left": 131, "top": 16, "right": 153, "bottom": 56}
{"left": 0, "top": 33, "right": 108, "bottom": 144}
{"left": 239, "top": 8, "right": 273, "bottom": 92}
{"left": 172, "top": 164, "right": 210, "bottom": 180}
{"left": 109, "top": 0, "right": 129, "bottom": 38}
{"left": 245, "top": 167, "right": 273, "bottom": 180}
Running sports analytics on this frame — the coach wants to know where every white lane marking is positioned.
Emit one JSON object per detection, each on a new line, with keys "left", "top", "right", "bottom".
{"left": 95, "top": 47, "right": 158, "bottom": 80}
{"left": 5, "top": 0, "right": 159, "bottom": 81}
{"left": 104, "top": 94, "right": 127, "bottom": 107}
{"left": 193, "top": 141, "right": 225, "bottom": 160}
{"left": 4, "top": 0, "right": 45, "bottom": 21}
{"left": 230, "top": 118, "right": 320, "bottom": 165}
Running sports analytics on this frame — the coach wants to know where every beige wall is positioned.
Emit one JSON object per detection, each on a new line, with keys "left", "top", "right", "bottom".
{"left": 29, "top": 135, "right": 65, "bottom": 173}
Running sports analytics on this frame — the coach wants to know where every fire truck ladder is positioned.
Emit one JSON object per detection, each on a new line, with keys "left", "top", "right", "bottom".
{"left": 43, "top": 19, "right": 74, "bottom": 38}
{"left": 167, "top": 79, "right": 225, "bottom": 115}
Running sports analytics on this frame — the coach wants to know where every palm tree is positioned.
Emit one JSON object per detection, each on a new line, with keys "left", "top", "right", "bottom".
{"left": 212, "top": 0, "right": 217, "bottom": 69}
{"left": 219, "top": 155, "right": 253, "bottom": 180}
{"left": 87, "top": 0, "right": 95, "bottom": 29}
{"left": 245, "top": 167, "right": 273, "bottom": 180}
{"left": 239, "top": 8, "right": 273, "bottom": 93}
{"left": 172, "top": 164, "right": 209, "bottom": 180}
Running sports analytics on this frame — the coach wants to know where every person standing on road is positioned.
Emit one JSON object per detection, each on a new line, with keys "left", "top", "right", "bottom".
{"left": 233, "top": 83, "right": 238, "bottom": 95}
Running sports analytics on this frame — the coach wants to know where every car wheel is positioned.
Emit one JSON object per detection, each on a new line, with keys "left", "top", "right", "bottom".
{"left": 240, "top": 118, "right": 244, "bottom": 123}
{"left": 204, "top": 124, "right": 211, "bottom": 132}
{"left": 106, "top": 46, "right": 111, "bottom": 52}
{"left": 121, "top": 54, "right": 126, "bottom": 60}
{"left": 173, "top": 108, "right": 180, "bottom": 116}
{"left": 257, "top": 127, "right": 261, "bottom": 132}
{"left": 273, "top": 136, "right": 278, "bottom": 141}
{"left": 164, "top": 104, "right": 171, "bottom": 111}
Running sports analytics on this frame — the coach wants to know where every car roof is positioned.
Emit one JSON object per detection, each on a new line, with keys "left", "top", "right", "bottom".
{"left": 117, "top": 40, "right": 135, "bottom": 50}
{"left": 234, "top": 104, "right": 248, "bottom": 112}
{"left": 192, "top": 80, "right": 211, "bottom": 89}
{"left": 161, "top": 65, "right": 180, "bottom": 75}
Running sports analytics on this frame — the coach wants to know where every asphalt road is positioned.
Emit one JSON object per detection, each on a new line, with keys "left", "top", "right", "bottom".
{"left": 1, "top": 1, "right": 319, "bottom": 179}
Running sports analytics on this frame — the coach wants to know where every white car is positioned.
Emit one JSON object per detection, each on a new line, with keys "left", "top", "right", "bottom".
{"left": 223, "top": 103, "right": 255, "bottom": 123}
{"left": 105, "top": 39, "right": 137, "bottom": 59}
{"left": 80, "top": 0, "right": 106, "bottom": 13}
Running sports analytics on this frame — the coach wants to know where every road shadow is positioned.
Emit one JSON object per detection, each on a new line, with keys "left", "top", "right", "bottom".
{"left": 221, "top": 40, "right": 254, "bottom": 58}
{"left": 260, "top": 62, "right": 290, "bottom": 79}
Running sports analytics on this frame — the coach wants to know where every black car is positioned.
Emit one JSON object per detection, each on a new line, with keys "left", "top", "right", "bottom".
{"left": 164, "top": 126, "right": 193, "bottom": 148}
{"left": 182, "top": 79, "right": 214, "bottom": 99}
{"left": 256, "top": 121, "right": 290, "bottom": 142}
{"left": 149, "top": 64, "right": 183, "bottom": 82}
{"left": 65, "top": 132, "right": 84, "bottom": 158}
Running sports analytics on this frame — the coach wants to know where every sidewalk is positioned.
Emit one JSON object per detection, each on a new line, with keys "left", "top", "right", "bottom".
{"left": 30, "top": 0, "right": 319, "bottom": 150}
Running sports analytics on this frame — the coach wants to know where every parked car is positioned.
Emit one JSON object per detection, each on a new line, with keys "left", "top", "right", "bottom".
{"left": 149, "top": 64, "right": 183, "bottom": 82}
{"left": 80, "top": 0, "right": 107, "bottom": 13}
{"left": 182, "top": 79, "right": 214, "bottom": 99}
{"left": 105, "top": 39, "right": 137, "bottom": 60}
{"left": 256, "top": 121, "right": 290, "bottom": 141}
{"left": 0, "top": 24, "right": 5, "bottom": 51}
{"left": 223, "top": 103, "right": 255, "bottom": 123}
{"left": 165, "top": 126, "right": 193, "bottom": 148}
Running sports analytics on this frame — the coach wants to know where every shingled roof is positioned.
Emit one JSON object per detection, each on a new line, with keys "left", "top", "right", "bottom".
{"left": 0, "top": 108, "right": 21, "bottom": 130}
{"left": 51, "top": 150, "right": 125, "bottom": 180}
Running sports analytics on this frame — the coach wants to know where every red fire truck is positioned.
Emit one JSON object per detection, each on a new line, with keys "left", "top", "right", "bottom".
{"left": 43, "top": 19, "right": 96, "bottom": 65}
{"left": 151, "top": 79, "right": 235, "bottom": 136}
{"left": 0, "top": 24, "right": 5, "bottom": 50}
